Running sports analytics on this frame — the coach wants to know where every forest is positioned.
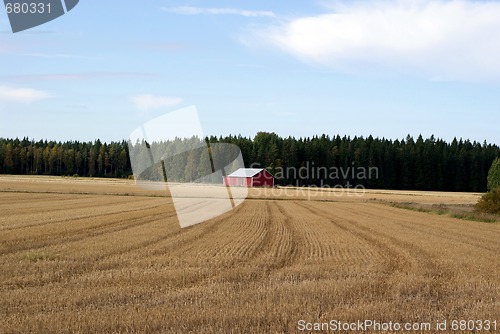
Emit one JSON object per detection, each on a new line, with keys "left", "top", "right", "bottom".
{"left": 1, "top": 133, "right": 499, "bottom": 192}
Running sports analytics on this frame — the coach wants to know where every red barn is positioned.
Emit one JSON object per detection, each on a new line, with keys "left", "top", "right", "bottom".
{"left": 223, "top": 168, "right": 274, "bottom": 187}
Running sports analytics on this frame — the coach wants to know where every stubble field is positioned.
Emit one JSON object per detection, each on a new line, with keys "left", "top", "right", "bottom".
{"left": 0, "top": 175, "right": 499, "bottom": 333}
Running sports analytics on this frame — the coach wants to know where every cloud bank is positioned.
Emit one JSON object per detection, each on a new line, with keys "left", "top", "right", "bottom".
{"left": 250, "top": 0, "right": 500, "bottom": 81}
{"left": 0, "top": 85, "right": 52, "bottom": 103}
{"left": 162, "top": 6, "right": 275, "bottom": 18}
{"left": 131, "top": 94, "right": 183, "bottom": 112}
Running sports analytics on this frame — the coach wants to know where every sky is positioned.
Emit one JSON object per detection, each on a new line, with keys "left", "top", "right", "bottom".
{"left": 0, "top": 0, "right": 499, "bottom": 144}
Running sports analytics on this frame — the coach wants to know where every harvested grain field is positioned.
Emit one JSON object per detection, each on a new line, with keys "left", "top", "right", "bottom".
{"left": 0, "top": 175, "right": 499, "bottom": 333}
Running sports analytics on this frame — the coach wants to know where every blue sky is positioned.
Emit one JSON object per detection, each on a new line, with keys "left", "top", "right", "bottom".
{"left": 0, "top": 0, "right": 499, "bottom": 144}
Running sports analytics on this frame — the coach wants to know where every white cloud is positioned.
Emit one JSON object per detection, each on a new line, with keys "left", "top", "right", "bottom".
{"left": 250, "top": 0, "right": 500, "bottom": 81}
{"left": 0, "top": 85, "right": 52, "bottom": 103}
{"left": 162, "top": 6, "right": 275, "bottom": 18}
{"left": 131, "top": 94, "right": 183, "bottom": 112}
{"left": 23, "top": 53, "right": 96, "bottom": 60}
{"left": 2, "top": 72, "right": 152, "bottom": 82}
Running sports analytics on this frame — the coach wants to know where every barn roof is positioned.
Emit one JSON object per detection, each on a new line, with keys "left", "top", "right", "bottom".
{"left": 227, "top": 168, "right": 265, "bottom": 178}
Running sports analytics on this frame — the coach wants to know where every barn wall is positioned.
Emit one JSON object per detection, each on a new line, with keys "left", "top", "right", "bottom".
{"left": 224, "top": 176, "right": 251, "bottom": 187}
{"left": 252, "top": 170, "right": 274, "bottom": 187}
{"left": 224, "top": 171, "right": 274, "bottom": 187}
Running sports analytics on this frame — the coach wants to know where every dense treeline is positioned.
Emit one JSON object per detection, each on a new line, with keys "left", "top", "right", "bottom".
{"left": 1, "top": 133, "right": 499, "bottom": 192}
{"left": 207, "top": 133, "right": 500, "bottom": 192}
{"left": 0, "top": 137, "right": 131, "bottom": 178}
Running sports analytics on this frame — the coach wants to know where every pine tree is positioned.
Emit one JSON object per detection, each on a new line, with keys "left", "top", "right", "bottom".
{"left": 487, "top": 157, "right": 500, "bottom": 190}
{"left": 3, "top": 143, "right": 14, "bottom": 174}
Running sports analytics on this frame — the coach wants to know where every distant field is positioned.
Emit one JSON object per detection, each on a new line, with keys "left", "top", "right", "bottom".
{"left": 0, "top": 175, "right": 498, "bottom": 333}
